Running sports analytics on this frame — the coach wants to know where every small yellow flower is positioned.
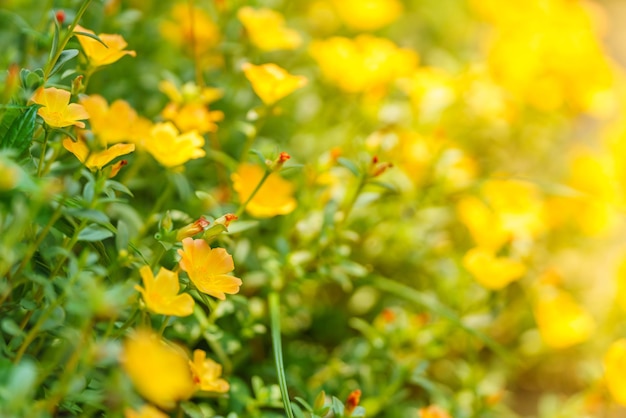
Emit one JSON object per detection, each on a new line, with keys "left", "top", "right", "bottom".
{"left": 242, "top": 63, "right": 307, "bottom": 106}
{"left": 189, "top": 349, "right": 229, "bottom": 393}
{"left": 135, "top": 266, "right": 194, "bottom": 317}
{"left": 330, "top": 0, "right": 403, "bottom": 31}
{"left": 80, "top": 95, "right": 152, "bottom": 146}
{"left": 160, "top": 3, "right": 220, "bottom": 59}
{"left": 62, "top": 137, "right": 134, "bottom": 170}
{"left": 30, "top": 87, "right": 89, "bottom": 128}
{"left": 462, "top": 247, "right": 526, "bottom": 290}
{"left": 124, "top": 405, "right": 168, "bottom": 418}
{"left": 232, "top": 163, "right": 297, "bottom": 218}
{"left": 177, "top": 238, "right": 242, "bottom": 300}
{"left": 237, "top": 7, "right": 302, "bottom": 51}
{"left": 419, "top": 405, "right": 452, "bottom": 418}
{"left": 162, "top": 102, "right": 224, "bottom": 134}
{"left": 534, "top": 286, "right": 595, "bottom": 349}
{"left": 121, "top": 329, "right": 195, "bottom": 409}
{"left": 604, "top": 339, "right": 626, "bottom": 406}
{"left": 143, "top": 122, "right": 205, "bottom": 168}
{"left": 74, "top": 25, "right": 136, "bottom": 67}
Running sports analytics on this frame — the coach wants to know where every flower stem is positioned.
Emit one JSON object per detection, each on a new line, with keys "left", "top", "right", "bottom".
{"left": 37, "top": 126, "right": 51, "bottom": 177}
{"left": 235, "top": 169, "right": 271, "bottom": 217}
{"left": 269, "top": 291, "right": 295, "bottom": 418}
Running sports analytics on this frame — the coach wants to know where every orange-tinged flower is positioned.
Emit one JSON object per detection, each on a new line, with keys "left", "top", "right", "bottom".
{"left": 237, "top": 7, "right": 302, "bottom": 51}
{"left": 143, "top": 122, "right": 205, "bottom": 168}
{"left": 177, "top": 238, "right": 242, "bottom": 300}
{"left": 30, "top": 87, "right": 89, "bottom": 128}
{"left": 462, "top": 247, "right": 526, "bottom": 290}
{"left": 604, "top": 339, "right": 626, "bottom": 406}
{"left": 242, "top": 63, "right": 307, "bottom": 106}
{"left": 534, "top": 286, "right": 595, "bottom": 349}
{"left": 162, "top": 102, "right": 224, "bottom": 134}
{"left": 74, "top": 25, "right": 136, "bottom": 67}
{"left": 189, "top": 349, "right": 229, "bottom": 393}
{"left": 344, "top": 389, "right": 361, "bottom": 415}
{"left": 232, "top": 163, "right": 297, "bottom": 218}
{"left": 62, "top": 137, "right": 134, "bottom": 170}
{"left": 135, "top": 266, "right": 194, "bottom": 317}
{"left": 176, "top": 216, "right": 210, "bottom": 241}
{"left": 80, "top": 95, "right": 152, "bottom": 146}
{"left": 331, "top": 0, "right": 403, "bottom": 31}
{"left": 419, "top": 405, "right": 452, "bottom": 418}
{"left": 124, "top": 405, "right": 168, "bottom": 418}
{"left": 121, "top": 329, "right": 195, "bottom": 409}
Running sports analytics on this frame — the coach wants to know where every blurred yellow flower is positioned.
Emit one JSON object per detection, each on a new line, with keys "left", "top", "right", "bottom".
{"left": 534, "top": 286, "right": 595, "bottom": 349}
{"left": 310, "top": 35, "right": 418, "bottom": 94}
{"left": 160, "top": 3, "right": 220, "bottom": 59}
{"left": 121, "top": 329, "right": 195, "bottom": 409}
{"left": 62, "top": 137, "right": 134, "bottom": 170}
{"left": 457, "top": 196, "right": 510, "bottom": 250}
{"left": 232, "top": 163, "right": 297, "bottom": 218}
{"left": 177, "top": 237, "right": 242, "bottom": 300}
{"left": 403, "top": 68, "right": 456, "bottom": 122}
{"left": 124, "top": 405, "right": 168, "bottom": 418}
{"left": 135, "top": 266, "right": 194, "bottom": 317}
{"left": 237, "top": 7, "right": 302, "bottom": 51}
{"left": 159, "top": 80, "right": 224, "bottom": 134}
{"left": 242, "top": 63, "right": 307, "bottom": 106}
{"left": 604, "top": 339, "right": 626, "bottom": 406}
{"left": 189, "top": 349, "right": 229, "bottom": 393}
{"left": 74, "top": 25, "right": 136, "bottom": 67}
{"left": 462, "top": 247, "right": 526, "bottom": 290}
{"left": 31, "top": 87, "right": 89, "bottom": 128}
{"left": 80, "top": 95, "right": 151, "bottom": 146}
{"left": 330, "top": 0, "right": 403, "bottom": 31}
{"left": 143, "top": 122, "right": 205, "bottom": 168}
{"left": 419, "top": 405, "right": 452, "bottom": 418}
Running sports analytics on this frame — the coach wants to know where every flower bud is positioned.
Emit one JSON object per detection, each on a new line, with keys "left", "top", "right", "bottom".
{"left": 176, "top": 216, "right": 210, "bottom": 241}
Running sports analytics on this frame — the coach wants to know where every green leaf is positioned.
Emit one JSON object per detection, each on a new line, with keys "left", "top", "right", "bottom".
{"left": 77, "top": 225, "right": 114, "bottom": 241}
{"left": 65, "top": 208, "right": 109, "bottom": 224}
{"left": 337, "top": 157, "right": 360, "bottom": 177}
{"left": 269, "top": 292, "right": 295, "bottom": 418}
{"left": 49, "top": 18, "right": 60, "bottom": 66}
{"left": 225, "top": 220, "right": 259, "bottom": 234}
{"left": 0, "top": 105, "right": 39, "bottom": 154}
{"left": 49, "top": 49, "right": 79, "bottom": 78}
{"left": 180, "top": 402, "right": 204, "bottom": 418}
{"left": 73, "top": 31, "right": 109, "bottom": 48}
{"left": 116, "top": 219, "right": 129, "bottom": 252}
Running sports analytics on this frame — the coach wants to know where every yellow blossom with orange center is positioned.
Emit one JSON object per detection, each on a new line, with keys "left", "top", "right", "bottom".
{"left": 232, "top": 163, "right": 297, "bottom": 218}
{"left": 189, "top": 350, "right": 229, "bottom": 393}
{"left": 177, "top": 237, "right": 242, "bottom": 300}
{"left": 310, "top": 35, "right": 418, "bottom": 94}
{"left": 330, "top": 0, "right": 403, "bottom": 31}
{"left": 80, "top": 95, "right": 151, "bottom": 146}
{"left": 462, "top": 247, "right": 526, "bottom": 290}
{"left": 143, "top": 122, "right": 205, "bottom": 168}
{"left": 31, "top": 87, "right": 89, "bottom": 128}
{"left": 604, "top": 339, "right": 626, "bottom": 406}
{"left": 62, "top": 137, "right": 134, "bottom": 171}
{"left": 74, "top": 25, "right": 136, "bottom": 67}
{"left": 121, "top": 329, "right": 195, "bottom": 409}
{"left": 237, "top": 7, "right": 302, "bottom": 51}
{"left": 124, "top": 405, "right": 168, "bottom": 418}
{"left": 135, "top": 266, "right": 194, "bottom": 317}
{"left": 534, "top": 286, "right": 595, "bottom": 349}
{"left": 242, "top": 63, "right": 307, "bottom": 106}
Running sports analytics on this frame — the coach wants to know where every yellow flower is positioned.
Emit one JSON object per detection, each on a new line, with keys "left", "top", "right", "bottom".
{"left": 189, "top": 349, "right": 229, "bottom": 393}
{"left": 242, "top": 63, "right": 307, "bottom": 106}
{"left": 604, "top": 339, "right": 626, "bottom": 406}
{"left": 177, "top": 238, "right": 242, "bottom": 300}
{"left": 62, "top": 137, "right": 134, "bottom": 170}
{"left": 121, "top": 329, "right": 195, "bottom": 409}
{"left": 124, "top": 405, "right": 168, "bottom": 418}
{"left": 534, "top": 286, "right": 595, "bottom": 349}
{"left": 232, "top": 163, "right": 297, "bottom": 218}
{"left": 143, "top": 122, "right": 205, "bottom": 168}
{"left": 80, "top": 95, "right": 152, "bottom": 146}
{"left": 237, "top": 7, "right": 302, "bottom": 51}
{"left": 310, "top": 35, "right": 418, "bottom": 94}
{"left": 159, "top": 81, "right": 224, "bottom": 134}
{"left": 330, "top": 0, "right": 403, "bottom": 31}
{"left": 419, "top": 405, "right": 452, "bottom": 418}
{"left": 462, "top": 247, "right": 526, "bottom": 290}
{"left": 30, "top": 87, "right": 89, "bottom": 128}
{"left": 135, "top": 266, "right": 194, "bottom": 317}
{"left": 160, "top": 4, "right": 220, "bottom": 59}
{"left": 74, "top": 25, "right": 136, "bottom": 67}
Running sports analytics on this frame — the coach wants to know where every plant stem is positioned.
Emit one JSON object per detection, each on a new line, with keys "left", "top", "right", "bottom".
{"left": 235, "top": 169, "right": 271, "bottom": 217}
{"left": 37, "top": 126, "right": 51, "bottom": 177}
{"left": 269, "top": 291, "right": 295, "bottom": 418}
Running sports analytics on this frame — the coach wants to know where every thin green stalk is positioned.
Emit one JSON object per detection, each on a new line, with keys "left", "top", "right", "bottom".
{"left": 268, "top": 291, "right": 295, "bottom": 418}
{"left": 158, "top": 315, "right": 170, "bottom": 335}
{"left": 235, "top": 169, "right": 271, "bottom": 217}
{"left": 37, "top": 127, "right": 51, "bottom": 177}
